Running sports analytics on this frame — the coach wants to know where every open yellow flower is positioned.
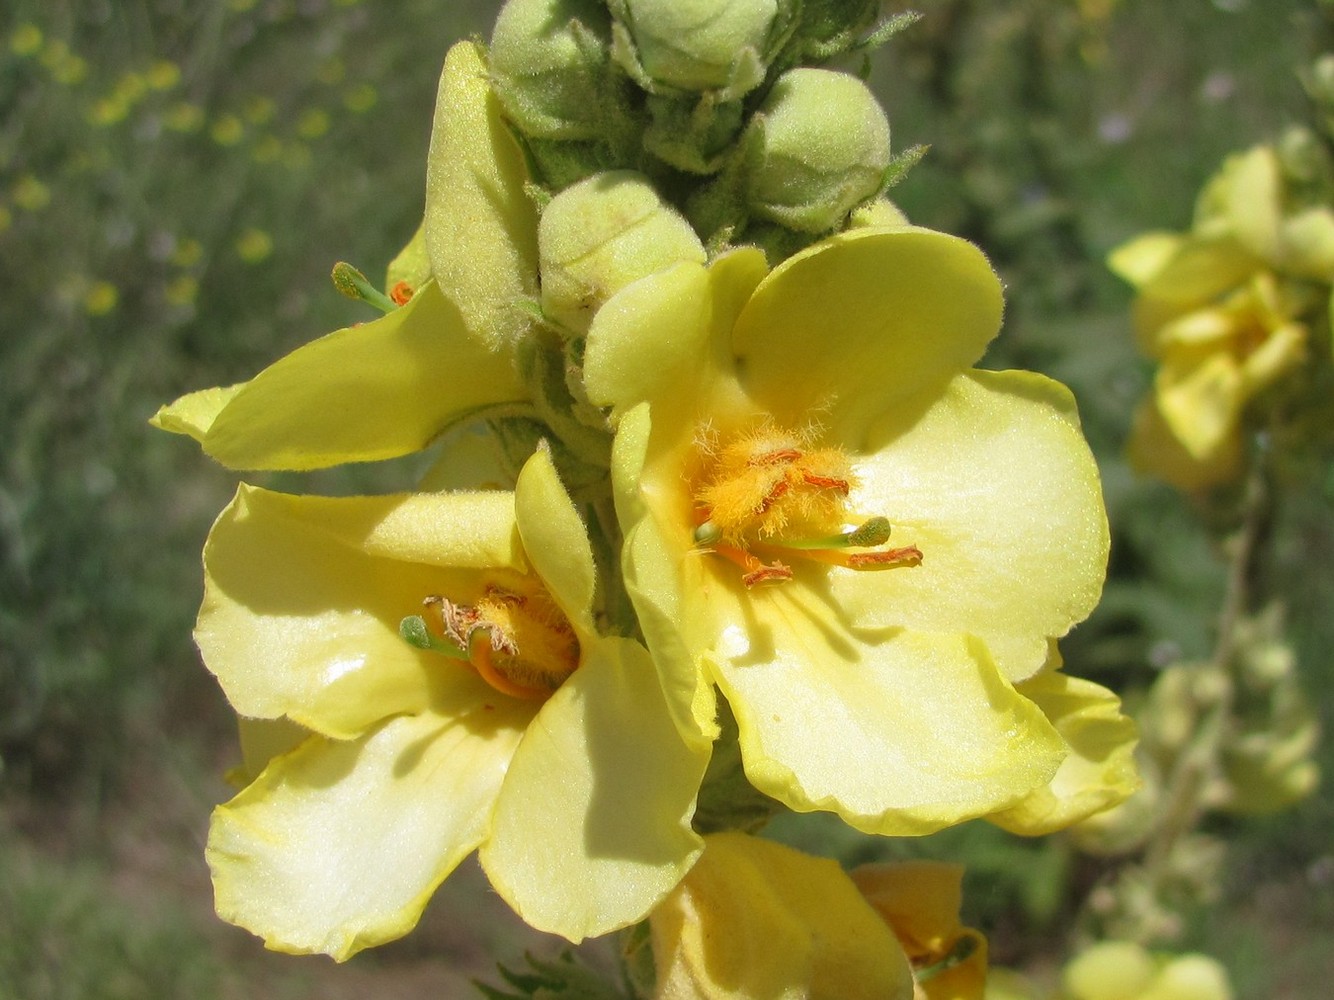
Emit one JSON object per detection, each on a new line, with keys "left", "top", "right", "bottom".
{"left": 649, "top": 832, "right": 986, "bottom": 1000}
{"left": 583, "top": 226, "right": 1111, "bottom": 834}
{"left": 1110, "top": 144, "right": 1334, "bottom": 491}
{"left": 199, "top": 449, "right": 707, "bottom": 959}
{"left": 152, "top": 41, "right": 539, "bottom": 471}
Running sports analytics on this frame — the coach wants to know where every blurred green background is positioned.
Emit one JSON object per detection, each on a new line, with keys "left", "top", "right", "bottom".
{"left": 1, "top": 0, "right": 1330, "bottom": 997}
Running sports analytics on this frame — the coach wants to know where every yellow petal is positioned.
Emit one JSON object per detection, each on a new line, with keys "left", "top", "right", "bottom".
{"left": 611, "top": 404, "right": 719, "bottom": 746}
{"left": 1126, "top": 396, "right": 1242, "bottom": 493}
{"left": 197, "top": 281, "right": 527, "bottom": 470}
{"left": 988, "top": 672, "right": 1140, "bottom": 836}
{"left": 1154, "top": 350, "right": 1242, "bottom": 460}
{"left": 425, "top": 41, "right": 540, "bottom": 351}
{"left": 650, "top": 832, "right": 915, "bottom": 1000}
{"left": 479, "top": 638, "right": 707, "bottom": 941}
{"left": 731, "top": 227, "right": 1005, "bottom": 436}
{"left": 230, "top": 716, "right": 308, "bottom": 787}
{"left": 1278, "top": 206, "right": 1334, "bottom": 279}
{"left": 150, "top": 383, "right": 243, "bottom": 440}
{"left": 1107, "top": 232, "right": 1182, "bottom": 287}
{"left": 197, "top": 485, "right": 525, "bottom": 737}
{"left": 831, "top": 370, "right": 1109, "bottom": 681}
{"left": 208, "top": 703, "right": 527, "bottom": 961}
{"left": 712, "top": 623, "right": 1067, "bottom": 835}
{"left": 584, "top": 248, "right": 768, "bottom": 425}
{"left": 515, "top": 445, "right": 597, "bottom": 634}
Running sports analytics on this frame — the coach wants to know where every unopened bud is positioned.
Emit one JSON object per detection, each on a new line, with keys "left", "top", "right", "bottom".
{"left": 745, "top": 68, "right": 891, "bottom": 233}
{"left": 610, "top": 0, "right": 778, "bottom": 96}
{"left": 538, "top": 170, "right": 706, "bottom": 334}
{"left": 1062, "top": 941, "right": 1156, "bottom": 1000}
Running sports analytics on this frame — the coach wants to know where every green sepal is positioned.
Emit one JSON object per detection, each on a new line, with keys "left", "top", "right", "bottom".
{"left": 475, "top": 951, "right": 633, "bottom": 1000}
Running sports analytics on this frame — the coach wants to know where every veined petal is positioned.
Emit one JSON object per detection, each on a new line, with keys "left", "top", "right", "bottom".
{"left": 425, "top": 41, "right": 540, "bottom": 351}
{"left": 650, "top": 832, "right": 915, "bottom": 1000}
{"left": 988, "top": 672, "right": 1140, "bottom": 836}
{"left": 197, "top": 485, "right": 525, "bottom": 737}
{"left": 730, "top": 227, "right": 1004, "bottom": 436}
{"left": 208, "top": 702, "right": 528, "bottom": 962}
{"left": 831, "top": 370, "right": 1108, "bottom": 681}
{"left": 712, "top": 620, "right": 1066, "bottom": 835}
{"left": 515, "top": 445, "right": 597, "bottom": 634}
{"left": 150, "top": 383, "right": 243, "bottom": 441}
{"left": 479, "top": 638, "right": 707, "bottom": 942}
{"left": 193, "top": 281, "right": 528, "bottom": 470}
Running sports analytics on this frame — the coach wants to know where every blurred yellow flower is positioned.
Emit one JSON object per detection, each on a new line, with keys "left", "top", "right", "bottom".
{"left": 201, "top": 450, "right": 707, "bottom": 958}
{"left": 1061, "top": 941, "right": 1233, "bottom": 1000}
{"left": 164, "top": 101, "right": 205, "bottom": 132}
{"left": 164, "top": 275, "right": 199, "bottom": 307}
{"left": 9, "top": 24, "right": 43, "bottom": 57}
{"left": 171, "top": 238, "right": 204, "bottom": 268}
{"left": 296, "top": 107, "right": 330, "bottom": 140}
{"left": 343, "top": 82, "right": 378, "bottom": 113}
{"left": 83, "top": 281, "right": 119, "bottom": 316}
{"left": 12, "top": 175, "right": 52, "bottom": 212}
{"left": 1111, "top": 144, "right": 1334, "bottom": 491}
{"left": 210, "top": 113, "right": 245, "bottom": 146}
{"left": 234, "top": 227, "right": 273, "bottom": 263}
{"left": 147, "top": 59, "right": 181, "bottom": 90}
{"left": 584, "top": 227, "right": 1113, "bottom": 834}
{"left": 243, "top": 95, "right": 276, "bottom": 124}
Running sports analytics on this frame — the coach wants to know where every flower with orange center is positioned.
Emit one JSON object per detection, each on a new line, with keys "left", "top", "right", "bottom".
{"left": 583, "top": 226, "right": 1116, "bottom": 834}
{"left": 198, "top": 449, "right": 708, "bottom": 959}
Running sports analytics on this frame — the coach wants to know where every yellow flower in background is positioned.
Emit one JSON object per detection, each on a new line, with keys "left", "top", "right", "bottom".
{"left": 233, "top": 227, "right": 273, "bottom": 263}
{"left": 584, "top": 226, "right": 1114, "bottom": 834}
{"left": 1111, "top": 144, "right": 1334, "bottom": 491}
{"left": 1060, "top": 941, "right": 1233, "bottom": 1000}
{"left": 649, "top": 832, "right": 916, "bottom": 1000}
{"left": 82, "top": 280, "right": 119, "bottom": 316}
{"left": 201, "top": 449, "right": 707, "bottom": 958}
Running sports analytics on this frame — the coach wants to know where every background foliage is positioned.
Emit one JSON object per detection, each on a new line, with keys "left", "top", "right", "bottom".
{"left": 1, "top": 0, "right": 1330, "bottom": 996}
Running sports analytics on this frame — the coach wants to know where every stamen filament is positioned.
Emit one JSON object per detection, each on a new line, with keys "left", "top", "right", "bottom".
{"left": 714, "top": 544, "right": 793, "bottom": 588}
{"left": 763, "top": 516, "right": 893, "bottom": 550}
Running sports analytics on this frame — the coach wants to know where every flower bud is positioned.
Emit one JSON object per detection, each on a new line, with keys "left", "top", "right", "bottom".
{"left": 745, "top": 68, "right": 891, "bottom": 233}
{"left": 610, "top": 0, "right": 778, "bottom": 96}
{"left": 1141, "top": 955, "right": 1234, "bottom": 1000}
{"left": 490, "top": 0, "right": 612, "bottom": 140}
{"left": 538, "top": 170, "right": 706, "bottom": 334}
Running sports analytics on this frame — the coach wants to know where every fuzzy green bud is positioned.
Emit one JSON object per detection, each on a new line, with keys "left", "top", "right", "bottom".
{"left": 1062, "top": 941, "right": 1157, "bottom": 1000}
{"left": 610, "top": 0, "right": 777, "bottom": 96}
{"left": 490, "top": 0, "right": 612, "bottom": 140}
{"left": 745, "top": 68, "right": 891, "bottom": 233}
{"left": 538, "top": 170, "right": 706, "bottom": 334}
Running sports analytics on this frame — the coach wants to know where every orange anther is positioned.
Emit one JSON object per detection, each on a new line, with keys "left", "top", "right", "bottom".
{"left": 846, "top": 545, "right": 923, "bottom": 568}
{"left": 742, "top": 563, "right": 794, "bottom": 588}
{"left": 389, "top": 280, "right": 414, "bottom": 306}
{"left": 800, "top": 471, "right": 851, "bottom": 493}
{"left": 750, "top": 448, "right": 802, "bottom": 466}
{"left": 754, "top": 478, "right": 791, "bottom": 514}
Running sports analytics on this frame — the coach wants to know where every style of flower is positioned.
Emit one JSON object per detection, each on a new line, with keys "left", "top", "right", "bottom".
{"left": 199, "top": 449, "right": 707, "bottom": 959}
{"left": 583, "top": 225, "right": 1116, "bottom": 834}
{"left": 647, "top": 831, "right": 986, "bottom": 1000}
{"left": 152, "top": 41, "right": 540, "bottom": 472}
{"left": 1110, "top": 143, "right": 1334, "bottom": 491}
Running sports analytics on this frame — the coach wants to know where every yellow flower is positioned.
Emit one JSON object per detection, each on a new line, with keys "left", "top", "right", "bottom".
{"left": 583, "top": 227, "right": 1114, "bottom": 834}
{"left": 649, "top": 832, "right": 915, "bottom": 1000}
{"left": 649, "top": 832, "right": 987, "bottom": 1000}
{"left": 154, "top": 42, "right": 538, "bottom": 471}
{"left": 1111, "top": 144, "right": 1334, "bottom": 491}
{"left": 201, "top": 449, "right": 707, "bottom": 958}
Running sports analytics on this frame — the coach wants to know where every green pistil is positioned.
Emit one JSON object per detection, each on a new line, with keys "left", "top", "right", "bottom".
{"left": 915, "top": 934, "right": 980, "bottom": 982}
{"left": 769, "top": 516, "right": 893, "bottom": 550}
{"left": 332, "top": 261, "right": 397, "bottom": 314}
{"left": 399, "top": 615, "right": 469, "bottom": 660}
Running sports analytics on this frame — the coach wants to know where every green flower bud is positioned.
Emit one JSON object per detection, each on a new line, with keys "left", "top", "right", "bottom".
{"left": 609, "top": 0, "right": 778, "bottom": 96}
{"left": 538, "top": 170, "right": 706, "bottom": 334}
{"left": 744, "top": 68, "right": 891, "bottom": 233}
{"left": 490, "top": 0, "right": 612, "bottom": 140}
{"left": 1141, "top": 955, "right": 1234, "bottom": 1000}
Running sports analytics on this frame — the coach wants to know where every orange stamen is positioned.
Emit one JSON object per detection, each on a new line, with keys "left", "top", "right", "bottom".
{"left": 800, "top": 471, "right": 851, "bottom": 493}
{"left": 714, "top": 544, "right": 793, "bottom": 588}
{"left": 389, "top": 280, "right": 414, "bottom": 306}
